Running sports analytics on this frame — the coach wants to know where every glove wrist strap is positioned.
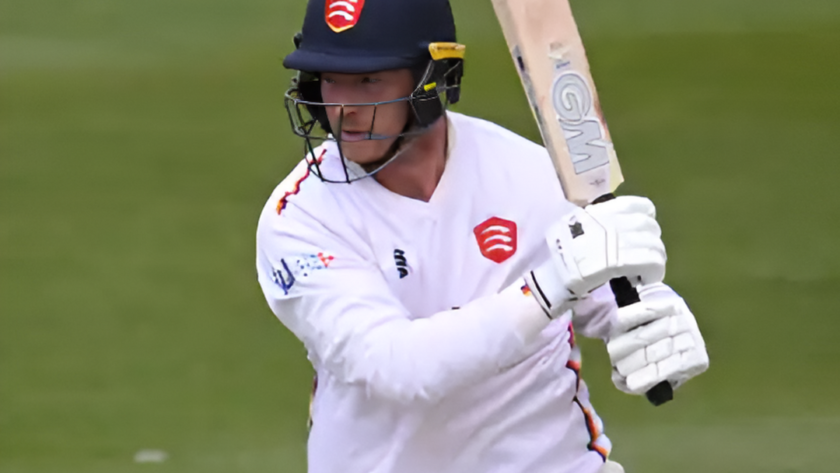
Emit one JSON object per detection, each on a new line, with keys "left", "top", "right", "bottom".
{"left": 524, "top": 260, "right": 577, "bottom": 319}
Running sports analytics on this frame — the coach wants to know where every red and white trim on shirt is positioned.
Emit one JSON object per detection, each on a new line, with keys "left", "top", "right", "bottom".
{"left": 564, "top": 323, "right": 611, "bottom": 461}
{"left": 277, "top": 150, "right": 326, "bottom": 215}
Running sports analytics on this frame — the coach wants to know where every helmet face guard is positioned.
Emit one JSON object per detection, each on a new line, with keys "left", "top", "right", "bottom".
{"left": 283, "top": 53, "right": 465, "bottom": 183}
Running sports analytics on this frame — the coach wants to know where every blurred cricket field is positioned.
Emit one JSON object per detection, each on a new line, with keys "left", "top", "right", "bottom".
{"left": 2, "top": 1, "right": 839, "bottom": 471}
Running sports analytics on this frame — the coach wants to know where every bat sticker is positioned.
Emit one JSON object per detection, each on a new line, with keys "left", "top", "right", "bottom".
{"left": 551, "top": 70, "right": 611, "bottom": 174}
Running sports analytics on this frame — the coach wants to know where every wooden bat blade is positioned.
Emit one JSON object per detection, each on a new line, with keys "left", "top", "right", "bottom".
{"left": 491, "top": 0, "right": 623, "bottom": 207}
{"left": 492, "top": 0, "right": 675, "bottom": 407}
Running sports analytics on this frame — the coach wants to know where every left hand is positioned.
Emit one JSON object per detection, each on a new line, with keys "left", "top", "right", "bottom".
{"left": 607, "top": 285, "right": 709, "bottom": 395}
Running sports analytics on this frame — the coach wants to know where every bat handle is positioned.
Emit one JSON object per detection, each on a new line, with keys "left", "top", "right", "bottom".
{"left": 593, "top": 194, "right": 674, "bottom": 407}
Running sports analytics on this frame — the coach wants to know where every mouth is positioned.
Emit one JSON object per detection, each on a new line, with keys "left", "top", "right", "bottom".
{"left": 340, "top": 130, "right": 370, "bottom": 143}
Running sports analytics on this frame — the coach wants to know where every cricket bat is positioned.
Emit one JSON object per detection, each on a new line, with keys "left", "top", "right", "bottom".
{"left": 490, "top": 0, "right": 673, "bottom": 406}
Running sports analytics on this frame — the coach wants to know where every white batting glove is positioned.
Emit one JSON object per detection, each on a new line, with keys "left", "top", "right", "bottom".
{"left": 607, "top": 285, "right": 709, "bottom": 395}
{"left": 526, "top": 196, "right": 667, "bottom": 317}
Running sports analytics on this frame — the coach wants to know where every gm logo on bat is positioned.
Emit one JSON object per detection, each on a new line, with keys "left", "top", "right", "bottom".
{"left": 551, "top": 69, "right": 611, "bottom": 175}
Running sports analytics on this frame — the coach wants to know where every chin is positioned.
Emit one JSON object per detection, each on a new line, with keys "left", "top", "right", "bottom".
{"left": 340, "top": 140, "right": 396, "bottom": 165}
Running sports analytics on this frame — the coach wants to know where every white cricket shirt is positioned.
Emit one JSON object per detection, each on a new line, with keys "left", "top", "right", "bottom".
{"left": 257, "top": 112, "right": 618, "bottom": 473}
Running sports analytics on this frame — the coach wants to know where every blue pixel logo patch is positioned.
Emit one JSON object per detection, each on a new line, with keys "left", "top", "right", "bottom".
{"left": 272, "top": 253, "right": 334, "bottom": 295}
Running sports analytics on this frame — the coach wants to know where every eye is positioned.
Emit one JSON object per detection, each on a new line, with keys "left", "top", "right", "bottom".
{"left": 321, "top": 77, "right": 336, "bottom": 84}
{"left": 361, "top": 77, "right": 380, "bottom": 84}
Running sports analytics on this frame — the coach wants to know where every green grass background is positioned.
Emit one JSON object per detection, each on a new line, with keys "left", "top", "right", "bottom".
{"left": 2, "top": 0, "right": 839, "bottom": 471}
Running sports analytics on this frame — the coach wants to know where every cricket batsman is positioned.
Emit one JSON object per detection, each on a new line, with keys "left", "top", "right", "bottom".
{"left": 256, "top": 0, "right": 709, "bottom": 472}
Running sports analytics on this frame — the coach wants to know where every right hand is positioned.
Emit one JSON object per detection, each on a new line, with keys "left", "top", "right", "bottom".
{"left": 526, "top": 196, "right": 666, "bottom": 316}
{"left": 607, "top": 285, "right": 709, "bottom": 396}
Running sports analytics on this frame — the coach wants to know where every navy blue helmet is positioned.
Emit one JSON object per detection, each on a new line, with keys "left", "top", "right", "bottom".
{"left": 282, "top": 0, "right": 465, "bottom": 183}
{"left": 284, "top": 0, "right": 458, "bottom": 74}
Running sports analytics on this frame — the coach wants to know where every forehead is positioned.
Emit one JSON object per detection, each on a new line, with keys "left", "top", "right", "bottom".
{"left": 320, "top": 68, "right": 414, "bottom": 81}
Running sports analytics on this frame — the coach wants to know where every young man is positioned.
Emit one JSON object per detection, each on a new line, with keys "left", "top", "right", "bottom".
{"left": 256, "top": 1, "right": 709, "bottom": 472}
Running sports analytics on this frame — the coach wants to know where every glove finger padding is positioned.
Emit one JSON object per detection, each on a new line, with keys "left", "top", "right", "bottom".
{"left": 547, "top": 196, "right": 667, "bottom": 298}
{"left": 608, "top": 296, "right": 709, "bottom": 395}
{"left": 607, "top": 301, "right": 666, "bottom": 339}
{"left": 614, "top": 331, "right": 696, "bottom": 376}
{"left": 586, "top": 195, "right": 657, "bottom": 219}
{"left": 616, "top": 248, "right": 666, "bottom": 287}
{"left": 625, "top": 347, "right": 709, "bottom": 394}
{"left": 609, "top": 300, "right": 694, "bottom": 351}
{"left": 607, "top": 214, "right": 662, "bottom": 239}
{"left": 617, "top": 231, "right": 666, "bottom": 261}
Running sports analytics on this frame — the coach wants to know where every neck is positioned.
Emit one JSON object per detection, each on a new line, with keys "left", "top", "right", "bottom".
{"left": 373, "top": 115, "right": 448, "bottom": 202}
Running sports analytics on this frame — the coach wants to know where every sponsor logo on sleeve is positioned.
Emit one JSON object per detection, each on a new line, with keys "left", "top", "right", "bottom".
{"left": 473, "top": 217, "right": 517, "bottom": 264}
{"left": 325, "top": 0, "right": 365, "bottom": 33}
{"left": 271, "top": 252, "right": 334, "bottom": 295}
{"left": 272, "top": 260, "right": 296, "bottom": 295}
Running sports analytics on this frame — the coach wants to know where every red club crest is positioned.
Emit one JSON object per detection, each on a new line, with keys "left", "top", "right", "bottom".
{"left": 474, "top": 217, "right": 517, "bottom": 264}
{"left": 325, "top": 0, "right": 365, "bottom": 33}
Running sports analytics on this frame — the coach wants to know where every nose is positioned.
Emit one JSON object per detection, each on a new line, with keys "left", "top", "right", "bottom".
{"left": 327, "top": 104, "right": 359, "bottom": 126}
